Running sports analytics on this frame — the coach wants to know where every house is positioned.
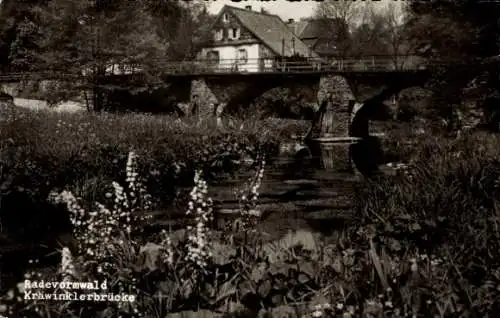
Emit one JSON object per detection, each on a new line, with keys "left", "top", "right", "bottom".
{"left": 287, "top": 18, "right": 349, "bottom": 58}
{"left": 199, "top": 5, "right": 319, "bottom": 72}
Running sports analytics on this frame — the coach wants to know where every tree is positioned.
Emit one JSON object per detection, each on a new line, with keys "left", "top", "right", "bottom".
{"left": 405, "top": 1, "right": 500, "bottom": 130}
{"left": 347, "top": 3, "right": 416, "bottom": 69}
{"left": 384, "top": 2, "right": 415, "bottom": 70}
{"left": 0, "top": 0, "right": 210, "bottom": 111}
{"left": 8, "top": 16, "right": 40, "bottom": 71}
{"left": 406, "top": 1, "right": 500, "bottom": 62}
{"left": 153, "top": 1, "right": 213, "bottom": 60}
{"left": 350, "top": 2, "right": 391, "bottom": 58}
{"left": 314, "top": 1, "right": 364, "bottom": 58}
{"left": 30, "top": 0, "right": 212, "bottom": 111}
{"left": 0, "top": 0, "right": 46, "bottom": 70}
{"left": 33, "top": 0, "right": 167, "bottom": 110}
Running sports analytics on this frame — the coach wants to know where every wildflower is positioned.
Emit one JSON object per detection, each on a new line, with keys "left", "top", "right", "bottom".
{"left": 185, "top": 170, "right": 213, "bottom": 270}
{"left": 161, "top": 231, "right": 174, "bottom": 266}
{"left": 410, "top": 258, "right": 418, "bottom": 272}
{"left": 16, "top": 282, "right": 25, "bottom": 293}
{"left": 238, "top": 155, "right": 266, "bottom": 229}
{"left": 60, "top": 247, "right": 75, "bottom": 281}
{"left": 346, "top": 306, "right": 355, "bottom": 314}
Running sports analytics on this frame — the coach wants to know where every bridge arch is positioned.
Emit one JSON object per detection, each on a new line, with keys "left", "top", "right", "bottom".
{"left": 221, "top": 76, "right": 319, "bottom": 117}
{"left": 187, "top": 69, "right": 433, "bottom": 137}
{"left": 349, "top": 85, "right": 430, "bottom": 137}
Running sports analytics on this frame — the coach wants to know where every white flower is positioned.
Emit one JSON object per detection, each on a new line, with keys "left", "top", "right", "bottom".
{"left": 16, "top": 282, "right": 25, "bottom": 293}
{"left": 312, "top": 310, "right": 323, "bottom": 317}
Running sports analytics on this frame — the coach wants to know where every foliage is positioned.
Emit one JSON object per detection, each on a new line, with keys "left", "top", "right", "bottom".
{"left": 0, "top": 0, "right": 45, "bottom": 69}
{"left": 314, "top": 0, "right": 360, "bottom": 58}
{"left": 405, "top": 0, "right": 500, "bottom": 130}
{"left": 0, "top": 0, "right": 212, "bottom": 110}
{"left": 356, "top": 131, "right": 500, "bottom": 316}
{"left": 406, "top": 1, "right": 500, "bottom": 61}
{"left": 0, "top": 107, "right": 303, "bottom": 243}
{"left": 2, "top": 126, "right": 500, "bottom": 317}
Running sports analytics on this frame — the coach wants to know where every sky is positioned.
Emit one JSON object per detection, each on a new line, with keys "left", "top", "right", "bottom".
{"left": 208, "top": 0, "right": 317, "bottom": 20}
{"left": 207, "top": 0, "right": 398, "bottom": 21}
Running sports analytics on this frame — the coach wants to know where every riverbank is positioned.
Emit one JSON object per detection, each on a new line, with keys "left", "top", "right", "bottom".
{"left": 0, "top": 106, "right": 309, "bottom": 237}
{"left": 1, "top": 106, "right": 500, "bottom": 317}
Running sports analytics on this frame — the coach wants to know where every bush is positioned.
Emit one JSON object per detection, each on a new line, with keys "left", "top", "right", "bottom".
{"left": 354, "top": 131, "right": 500, "bottom": 316}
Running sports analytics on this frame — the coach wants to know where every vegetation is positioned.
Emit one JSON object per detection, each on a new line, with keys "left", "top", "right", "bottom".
{"left": 0, "top": 0, "right": 212, "bottom": 110}
{"left": 0, "top": 105, "right": 307, "bottom": 244}
{"left": 1, "top": 113, "right": 500, "bottom": 316}
{"left": 405, "top": 0, "right": 500, "bottom": 131}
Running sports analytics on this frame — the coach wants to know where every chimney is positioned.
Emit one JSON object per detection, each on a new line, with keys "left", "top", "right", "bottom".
{"left": 288, "top": 18, "right": 295, "bottom": 24}
{"left": 245, "top": 5, "right": 252, "bottom": 11}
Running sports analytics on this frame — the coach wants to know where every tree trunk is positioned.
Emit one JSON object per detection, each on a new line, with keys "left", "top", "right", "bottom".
{"left": 87, "top": 63, "right": 106, "bottom": 112}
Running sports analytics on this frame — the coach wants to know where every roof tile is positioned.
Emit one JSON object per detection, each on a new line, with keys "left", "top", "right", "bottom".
{"left": 227, "top": 6, "right": 318, "bottom": 58}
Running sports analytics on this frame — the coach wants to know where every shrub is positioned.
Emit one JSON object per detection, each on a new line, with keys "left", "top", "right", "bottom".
{"left": 355, "top": 131, "right": 500, "bottom": 316}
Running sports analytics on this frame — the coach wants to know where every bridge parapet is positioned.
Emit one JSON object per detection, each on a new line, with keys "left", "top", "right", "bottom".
{"left": 157, "top": 56, "right": 429, "bottom": 76}
{"left": 0, "top": 56, "right": 433, "bottom": 82}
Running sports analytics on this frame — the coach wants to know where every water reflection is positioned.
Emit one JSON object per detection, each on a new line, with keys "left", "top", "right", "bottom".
{"left": 285, "top": 136, "right": 384, "bottom": 177}
{"left": 350, "top": 136, "right": 384, "bottom": 177}
{"left": 213, "top": 138, "right": 386, "bottom": 237}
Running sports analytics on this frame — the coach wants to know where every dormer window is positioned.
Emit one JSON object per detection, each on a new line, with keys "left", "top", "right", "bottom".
{"left": 214, "top": 29, "right": 223, "bottom": 41}
{"left": 229, "top": 28, "right": 240, "bottom": 40}
{"left": 222, "top": 13, "right": 229, "bottom": 23}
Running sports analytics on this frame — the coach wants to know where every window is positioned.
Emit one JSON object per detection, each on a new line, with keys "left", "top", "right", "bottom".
{"left": 238, "top": 49, "right": 248, "bottom": 64}
{"left": 207, "top": 50, "right": 219, "bottom": 61}
{"left": 230, "top": 28, "right": 240, "bottom": 40}
{"left": 207, "top": 50, "right": 220, "bottom": 66}
{"left": 214, "top": 29, "right": 223, "bottom": 41}
{"left": 223, "top": 13, "right": 229, "bottom": 23}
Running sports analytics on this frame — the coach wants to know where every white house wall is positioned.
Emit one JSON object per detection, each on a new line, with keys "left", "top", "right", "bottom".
{"left": 201, "top": 44, "right": 261, "bottom": 72}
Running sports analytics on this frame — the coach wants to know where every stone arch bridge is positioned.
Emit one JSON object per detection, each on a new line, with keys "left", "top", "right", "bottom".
{"left": 94, "top": 56, "right": 438, "bottom": 138}
{"left": 180, "top": 70, "right": 431, "bottom": 137}
{"left": 0, "top": 56, "right": 492, "bottom": 138}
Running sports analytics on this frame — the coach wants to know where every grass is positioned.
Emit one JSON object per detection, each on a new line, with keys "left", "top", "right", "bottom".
{"left": 1, "top": 104, "right": 500, "bottom": 317}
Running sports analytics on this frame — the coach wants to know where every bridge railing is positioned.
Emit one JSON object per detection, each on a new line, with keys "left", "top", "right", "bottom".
{"left": 0, "top": 56, "right": 430, "bottom": 80}
{"left": 152, "top": 56, "right": 429, "bottom": 75}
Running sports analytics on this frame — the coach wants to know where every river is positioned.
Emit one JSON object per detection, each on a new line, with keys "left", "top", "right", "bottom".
{"left": 1, "top": 138, "right": 389, "bottom": 293}
{"left": 148, "top": 138, "right": 388, "bottom": 243}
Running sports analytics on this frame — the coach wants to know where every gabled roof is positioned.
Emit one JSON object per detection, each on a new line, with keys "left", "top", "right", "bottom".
{"left": 218, "top": 5, "right": 318, "bottom": 58}
{"left": 289, "top": 18, "right": 346, "bottom": 40}
{"left": 302, "top": 39, "right": 318, "bottom": 48}
{"left": 288, "top": 20, "right": 309, "bottom": 38}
